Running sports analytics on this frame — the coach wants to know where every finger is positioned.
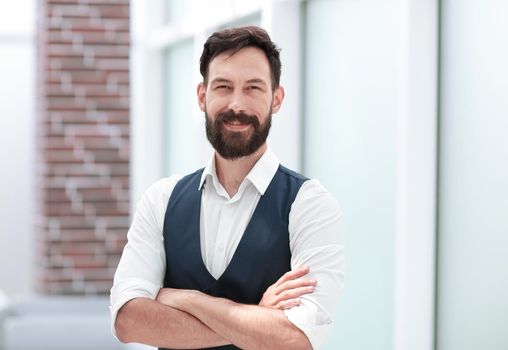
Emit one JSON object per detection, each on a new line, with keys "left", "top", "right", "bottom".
{"left": 276, "top": 286, "right": 315, "bottom": 303}
{"left": 276, "top": 278, "right": 317, "bottom": 294}
{"left": 275, "top": 298, "right": 301, "bottom": 310}
{"left": 274, "top": 266, "right": 310, "bottom": 287}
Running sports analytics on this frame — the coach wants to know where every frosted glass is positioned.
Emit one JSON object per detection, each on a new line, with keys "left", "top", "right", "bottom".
{"left": 437, "top": 1, "right": 508, "bottom": 350}
{"left": 164, "top": 39, "right": 205, "bottom": 176}
{"left": 165, "top": 0, "right": 192, "bottom": 25}
{"left": 164, "top": 1, "right": 259, "bottom": 26}
{"left": 214, "top": 12, "right": 260, "bottom": 31}
{"left": 304, "top": 0, "right": 399, "bottom": 349}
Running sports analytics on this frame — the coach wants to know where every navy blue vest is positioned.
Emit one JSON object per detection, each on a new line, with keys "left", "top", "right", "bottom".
{"left": 161, "top": 165, "right": 307, "bottom": 350}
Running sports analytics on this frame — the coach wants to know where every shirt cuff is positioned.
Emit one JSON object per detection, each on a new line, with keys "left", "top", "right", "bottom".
{"left": 283, "top": 300, "right": 333, "bottom": 350}
{"left": 109, "top": 278, "right": 161, "bottom": 338}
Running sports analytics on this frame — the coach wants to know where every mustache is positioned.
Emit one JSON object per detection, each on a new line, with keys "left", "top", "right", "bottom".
{"left": 216, "top": 110, "right": 260, "bottom": 127}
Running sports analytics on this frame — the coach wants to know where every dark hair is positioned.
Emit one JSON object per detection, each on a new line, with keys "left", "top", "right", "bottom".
{"left": 199, "top": 26, "right": 282, "bottom": 90}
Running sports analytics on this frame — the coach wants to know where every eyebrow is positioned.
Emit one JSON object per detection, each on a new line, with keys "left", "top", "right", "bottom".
{"left": 210, "top": 78, "right": 232, "bottom": 85}
{"left": 209, "top": 77, "right": 268, "bottom": 86}
{"left": 246, "top": 78, "right": 267, "bottom": 86}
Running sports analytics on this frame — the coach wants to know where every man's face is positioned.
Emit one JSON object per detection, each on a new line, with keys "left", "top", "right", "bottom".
{"left": 197, "top": 47, "right": 284, "bottom": 160}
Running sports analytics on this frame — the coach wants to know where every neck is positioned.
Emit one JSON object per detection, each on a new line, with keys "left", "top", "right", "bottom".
{"left": 215, "top": 144, "right": 267, "bottom": 198}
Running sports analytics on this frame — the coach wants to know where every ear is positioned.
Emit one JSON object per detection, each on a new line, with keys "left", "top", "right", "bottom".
{"left": 197, "top": 82, "right": 206, "bottom": 112}
{"left": 271, "top": 86, "right": 285, "bottom": 114}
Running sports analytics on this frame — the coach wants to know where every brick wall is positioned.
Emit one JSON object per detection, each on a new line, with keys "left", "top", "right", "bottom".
{"left": 36, "top": 0, "right": 130, "bottom": 295}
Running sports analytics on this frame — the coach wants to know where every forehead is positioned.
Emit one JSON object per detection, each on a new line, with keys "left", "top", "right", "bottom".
{"left": 208, "top": 47, "right": 271, "bottom": 82}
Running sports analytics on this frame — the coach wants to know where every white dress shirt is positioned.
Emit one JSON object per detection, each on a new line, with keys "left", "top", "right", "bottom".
{"left": 110, "top": 147, "right": 344, "bottom": 349}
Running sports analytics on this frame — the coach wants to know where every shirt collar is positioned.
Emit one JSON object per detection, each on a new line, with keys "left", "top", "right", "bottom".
{"left": 244, "top": 147, "right": 279, "bottom": 195}
{"left": 198, "top": 147, "right": 280, "bottom": 196}
{"left": 199, "top": 153, "right": 219, "bottom": 190}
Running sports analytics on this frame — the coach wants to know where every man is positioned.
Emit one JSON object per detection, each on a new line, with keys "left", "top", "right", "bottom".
{"left": 110, "top": 26, "right": 343, "bottom": 350}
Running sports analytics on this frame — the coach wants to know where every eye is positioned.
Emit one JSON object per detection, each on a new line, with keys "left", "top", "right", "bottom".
{"left": 247, "top": 85, "right": 261, "bottom": 91}
{"left": 215, "top": 85, "right": 231, "bottom": 90}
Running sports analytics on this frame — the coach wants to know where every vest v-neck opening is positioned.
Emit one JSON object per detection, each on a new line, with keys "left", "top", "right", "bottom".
{"left": 198, "top": 180, "right": 266, "bottom": 286}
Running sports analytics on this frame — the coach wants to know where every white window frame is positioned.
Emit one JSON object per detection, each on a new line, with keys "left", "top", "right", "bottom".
{"left": 393, "top": 1, "right": 438, "bottom": 350}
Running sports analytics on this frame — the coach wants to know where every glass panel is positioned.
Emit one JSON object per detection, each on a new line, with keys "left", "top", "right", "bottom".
{"left": 164, "top": 0, "right": 192, "bottom": 25}
{"left": 213, "top": 12, "right": 261, "bottom": 32}
{"left": 230, "top": 0, "right": 261, "bottom": 14}
{"left": 437, "top": 1, "right": 508, "bottom": 349}
{"left": 164, "top": 39, "right": 206, "bottom": 176}
{"left": 165, "top": 1, "right": 260, "bottom": 26}
{"left": 303, "top": 0, "right": 399, "bottom": 349}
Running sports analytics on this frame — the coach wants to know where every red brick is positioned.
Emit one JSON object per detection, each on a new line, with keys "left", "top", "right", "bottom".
{"left": 106, "top": 71, "right": 129, "bottom": 83}
{"left": 44, "top": 188, "right": 69, "bottom": 202}
{"left": 94, "top": 4, "right": 130, "bottom": 19}
{"left": 47, "top": 43, "right": 130, "bottom": 57}
{"left": 81, "top": 269, "right": 115, "bottom": 282}
{"left": 47, "top": 31, "right": 130, "bottom": 45}
{"left": 72, "top": 257, "right": 108, "bottom": 269}
{"left": 79, "top": 187, "right": 115, "bottom": 201}
{"left": 46, "top": 84, "right": 129, "bottom": 99}
{"left": 54, "top": 229, "right": 99, "bottom": 241}
{"left": 78, "top": 136, "right": 117, "bottom": 148}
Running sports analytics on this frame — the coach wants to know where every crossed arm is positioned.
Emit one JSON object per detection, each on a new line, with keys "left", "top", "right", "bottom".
{"left": 115, "top": 267, "right": 315, "bottom": 349}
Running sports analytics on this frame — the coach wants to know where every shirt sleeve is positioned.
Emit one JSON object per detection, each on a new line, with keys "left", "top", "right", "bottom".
{"left": 109, "top": 176, "right": 180, "bottom": 337}
{"left": 284, "top": 179, "right": 344, "bottom": 350}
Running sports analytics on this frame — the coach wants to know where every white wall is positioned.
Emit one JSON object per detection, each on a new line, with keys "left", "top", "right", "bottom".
{"left": 0, "top": 0, "right": 36, "bottom": 297}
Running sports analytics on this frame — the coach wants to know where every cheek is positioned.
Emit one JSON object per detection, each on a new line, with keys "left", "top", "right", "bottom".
{"left": 254, "top": 99, "right": 272, "bottom": 115}
{"left": 205, "top": 96, "right": 227, "bottom": 113}
{"left": 205, "top": 104, "right": 220, "bottom": 118}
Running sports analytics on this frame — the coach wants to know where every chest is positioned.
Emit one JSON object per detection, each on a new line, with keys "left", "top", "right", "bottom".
{"left": 162, "top": 170, "right": 300, "bottom": 304}
{"left": 199, "top": 184, "right": 260, "bottom": 278}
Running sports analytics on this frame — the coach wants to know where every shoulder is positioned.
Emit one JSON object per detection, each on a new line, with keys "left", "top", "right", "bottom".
{"left": 140, "top": 168, "right": 205, "bottom": 208}
{"left": 277, "top": 165, "right": 309, "bottom": 182}
{"left": 293, "top": 179, "right": 341, "bottom": 217}
{"left": 298, "top": 178, "right": 335, "bottom": 198}
{"left": 143, "top": 175, "right": 183, "bottom": 202}
{"left": 289, "top": 178, "right": 343, "bottom": 247}
{"left": 132, "top": 175, "right": 183, "bottom": 231}
{"left": 136, "top": 175, "right": 186, "bottom": 215}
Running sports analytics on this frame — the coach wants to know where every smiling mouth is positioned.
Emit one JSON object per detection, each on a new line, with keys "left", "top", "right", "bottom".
{"left": 223, "top": 120, "right": 252, "bottom": 131}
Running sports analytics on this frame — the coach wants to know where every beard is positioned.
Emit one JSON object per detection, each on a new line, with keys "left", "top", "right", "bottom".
{"left": 205, "top": 108, "right": 272, "bottom": 160}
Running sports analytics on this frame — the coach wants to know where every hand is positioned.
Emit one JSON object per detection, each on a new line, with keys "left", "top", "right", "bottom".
{"left": 156, "top": 287, "right": 178, "bottom": 306}
{"left": 259, "top": 266, "right": 316, "bottom": 310}
{"left": 156, "top": 288, "right": 198, "bottom": 309}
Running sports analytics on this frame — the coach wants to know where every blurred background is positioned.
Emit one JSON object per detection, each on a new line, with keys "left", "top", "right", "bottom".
{"left": 0, "top": 0, "right": 507, "bottom": 349}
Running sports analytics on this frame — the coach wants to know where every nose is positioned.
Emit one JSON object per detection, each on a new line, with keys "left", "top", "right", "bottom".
{"left": 227, "top": 89, "right": 246, "bottom": 113}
